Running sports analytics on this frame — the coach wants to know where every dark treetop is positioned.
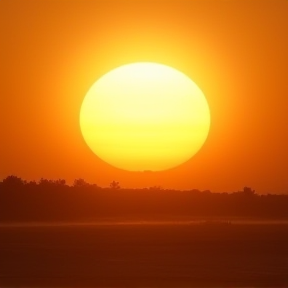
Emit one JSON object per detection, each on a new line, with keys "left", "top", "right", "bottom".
{"left": 1, "top": 175, "right": 288, "bottom": 222}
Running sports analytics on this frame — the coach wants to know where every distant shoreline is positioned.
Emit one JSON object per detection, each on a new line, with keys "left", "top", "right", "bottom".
{"left": 1, "top": 218, "right": 288, "bottom": 227}
{"left": 2, "top": 176, "right": 288, "bottom": 222}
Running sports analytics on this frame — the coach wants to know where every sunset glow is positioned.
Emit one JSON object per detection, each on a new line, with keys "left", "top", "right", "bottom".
{"left": 2, "top": 0, "right": 288, "bottom": 192}
{"left": 80, "top": 63, "right": 210, "bottom": 171}
{"left": 2, "top": 1, "right": 288, "bottom": 286}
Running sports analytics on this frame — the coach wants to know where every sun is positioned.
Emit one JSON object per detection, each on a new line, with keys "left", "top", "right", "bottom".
{"left": 80, "top": 62, "right": 210, "bottom": 171}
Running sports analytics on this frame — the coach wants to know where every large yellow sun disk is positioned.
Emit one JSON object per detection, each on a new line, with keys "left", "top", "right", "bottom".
{"left": 80, "top": 62, "right": 210, "bottom": 171}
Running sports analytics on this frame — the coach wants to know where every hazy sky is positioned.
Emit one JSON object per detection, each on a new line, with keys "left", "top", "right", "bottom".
{"left": 1, "top": 0, "right": 287, "bottom": 193}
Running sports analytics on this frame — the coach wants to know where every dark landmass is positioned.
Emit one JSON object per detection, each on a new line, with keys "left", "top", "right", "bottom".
{"left": 0, "top": 223, "right": 288, "bottom": 287}
{"left": 1, "top": 175, "right": 288, "bottom": 222}
{"left": 1, "top": 176, "right": 288, "bottom": 287}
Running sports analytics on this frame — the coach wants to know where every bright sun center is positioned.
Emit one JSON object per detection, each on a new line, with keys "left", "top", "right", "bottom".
{"left": 80, "top": 62, "right": 210, "bottom": 171}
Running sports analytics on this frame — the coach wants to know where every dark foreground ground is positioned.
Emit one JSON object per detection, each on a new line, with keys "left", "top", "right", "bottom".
{"left": 0, "top": 222, "right": 288, "bottom": 287}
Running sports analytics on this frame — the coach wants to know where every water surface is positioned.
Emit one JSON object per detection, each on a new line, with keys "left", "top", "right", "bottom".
{"left": 0, "top": 222, "right": 287, "bottom": 287}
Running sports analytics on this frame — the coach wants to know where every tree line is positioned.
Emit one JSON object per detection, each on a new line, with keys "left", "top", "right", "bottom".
{"left": 0, "top": 175, "right": 288, "bottom": 222}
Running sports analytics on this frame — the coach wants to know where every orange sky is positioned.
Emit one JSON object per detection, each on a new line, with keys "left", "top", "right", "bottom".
{"left": 1, "top": 0, "right": 287, "bottom": 193}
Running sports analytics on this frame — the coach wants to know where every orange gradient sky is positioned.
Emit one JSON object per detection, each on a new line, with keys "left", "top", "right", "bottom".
{"left": 1, "top": 0, "right": 287, "bottom": 193}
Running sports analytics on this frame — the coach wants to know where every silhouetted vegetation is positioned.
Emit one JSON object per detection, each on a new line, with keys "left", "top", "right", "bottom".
{"left": 1, "top": 175, "right": 288, "bottom": 222}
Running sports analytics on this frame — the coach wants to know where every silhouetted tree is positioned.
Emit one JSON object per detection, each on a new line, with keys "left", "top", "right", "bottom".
{"left": 53, "top": 179, "right": 66, "bottom": 186}
{"left": 39, "top": 178, "right": 54, "bottom": 187}
{"left": 110, "top": 181, "right": 120, "bottom": 190}
{"left": 1, "top": 175, "right": 288, "bottom": 222}
{"left": 243, "top": 186, "right": 256, "bottom": 196}
{"left": 202, "top": 190, "right": 212, "bottom": 194}
{"left": 73, "top": 178, "right": 88, "bottom": 187}
{"left": 2, "top": 175, "right": 25, "bottom": 187}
